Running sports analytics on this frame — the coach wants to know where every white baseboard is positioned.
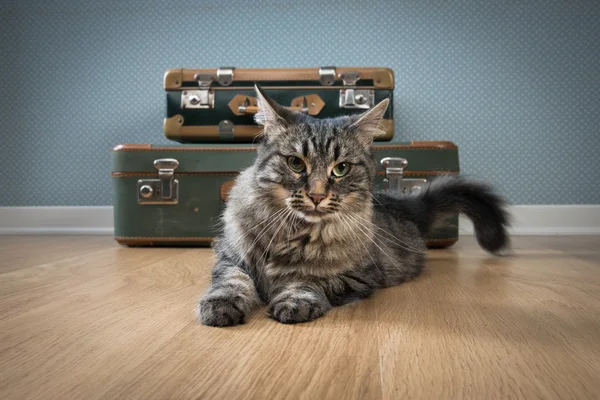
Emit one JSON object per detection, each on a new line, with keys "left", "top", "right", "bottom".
{"left": 458, "top": 205, "right": 600, "bottom": 235}
{"left": 0, "top": 205, "right": 599, "bottom": 236}
{"left": 0, "top": 206, "right": 114, "bottom": 235}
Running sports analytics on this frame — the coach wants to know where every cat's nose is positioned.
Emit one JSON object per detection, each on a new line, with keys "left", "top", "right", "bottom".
{"left": 308, "top": 193, "right": 326, "bottom": 205}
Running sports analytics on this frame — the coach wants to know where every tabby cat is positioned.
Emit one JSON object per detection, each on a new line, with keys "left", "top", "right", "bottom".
{"left": 198, "top": 86, "right": 510, "bottom": 326}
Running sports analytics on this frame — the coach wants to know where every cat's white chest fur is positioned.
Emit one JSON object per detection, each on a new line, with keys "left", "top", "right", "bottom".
{"left": 265, "top": 218, "right": 369, "bottom": 277}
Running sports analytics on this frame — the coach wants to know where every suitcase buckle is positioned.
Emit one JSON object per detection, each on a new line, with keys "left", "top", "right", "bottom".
{"left": 380, "top": 157, "right": 427, "bottom": 196}
{"left": 181, "top": 73, "right": 217, "bottom": 109}
{"left": 181, "top": 88, "right": 214, "bottom": 109}
{"left": 339, "top": 71, "right": 374, "bottom": 110}
{"left": 137, "top": 158, "right": 179, "bottom": 205}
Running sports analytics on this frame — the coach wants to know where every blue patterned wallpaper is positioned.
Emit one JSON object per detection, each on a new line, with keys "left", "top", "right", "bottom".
{"left": 1, "top": 0, "right": 599, "bottom": 206}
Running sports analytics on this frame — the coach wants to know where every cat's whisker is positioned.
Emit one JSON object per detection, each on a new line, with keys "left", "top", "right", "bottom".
{"left": 336, "top": 214, "right": 386, "bottom": 281}
{"left": 234, "top": 208, "right": 291, "bottom": 268}
{"left": 342, "top": 213, "right": 396, "bottom": 264}
{"left": 351, "top": 213, "right": 426, "bottom": 254}
{"left": 344, "top": 215, "right": 401, "bottom": 267}
{"left": 225, "top": 207, "right": 289, "bottom": 252}
{"left": 335, "top": 201, "right": 425, "bottom": 254}
{"left": 287, "top": 209, "right": 299, "bottom": 248}
{"left": 343, "top": 210, "right": 416, "bottom": 255}
{"left": 370, "top": 192, "right": 387, "bottom": 209}
{"left": 229, "top": 207, "right": 287, "bottom": 245}
{"left": 324, "top": 198, "right": 425, "bottom": 254}
{"left": 366, "top": 224, "right": 425, "bottom": 254}
{"left": 251, "top": 126, "right": 268, "bottom": 146}
{"left": 287, "top": 215, "right": 292, "bottom": 247}
{"left": 258, "top": 208, "right": 294, "bottom": 265}
{"left": 346, "top": 212, "right": 425, "bottom": 256}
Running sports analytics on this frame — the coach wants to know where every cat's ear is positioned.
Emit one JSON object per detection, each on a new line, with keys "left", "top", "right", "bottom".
{"left": 254, "top": 84, "right": 295, "bottom": 132}
{"left": 348, "top": 98, "right": 390, "bottom": 146}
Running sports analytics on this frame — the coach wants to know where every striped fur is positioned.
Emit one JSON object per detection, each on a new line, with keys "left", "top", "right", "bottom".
{"left": 198, "top": 86, "right": 510, "bottom": 326}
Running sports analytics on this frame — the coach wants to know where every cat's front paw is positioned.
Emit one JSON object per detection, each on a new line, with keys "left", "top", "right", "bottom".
{"left": 198, "top": 293, "right": 247, "bottom": 327}
{"left": 268, "top": 291, "right": 331, "bottom": 324}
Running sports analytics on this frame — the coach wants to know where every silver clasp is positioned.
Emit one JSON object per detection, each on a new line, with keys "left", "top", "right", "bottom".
{"left": 181, "top": 89, "right": 213, "bottom": 109}
{"left": 380, "top": 157, "right": 427, "bottom": 196}
{"left": 137, "top": 158, "right": 179, "bottom": 204}
{"left": 339, "top": 71, "right": 374, "bottom": 109}
{"left": 182, "top": 67, "right": 233, "bottom": 109}
{"left": 154, "top": 159, "right": 179, "bottom": 200}
{"left": 182, "top": 73, "right": 214, "bottom": 109}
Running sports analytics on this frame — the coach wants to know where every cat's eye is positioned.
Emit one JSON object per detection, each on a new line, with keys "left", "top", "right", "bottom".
{"left": 287, "top": 156, "right": 306, "bottom": 173}
{"left": 332, "top": 162, "right": 350, "bottom": 177}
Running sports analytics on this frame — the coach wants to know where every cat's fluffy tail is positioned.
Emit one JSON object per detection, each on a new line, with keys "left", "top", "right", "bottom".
{"left": 375, "top": 175, "right": 511, "bottom": 254}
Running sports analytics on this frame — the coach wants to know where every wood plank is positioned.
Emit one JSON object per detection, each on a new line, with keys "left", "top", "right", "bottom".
{"left": 0, "top": 235, "right": 599, "bottom": 399}
{"left": 0, "top": 235, "right": 113, "bottom": 273}
{"left": 377, "top": 238, "right": 600, "bottom": 399}
{"left": 0, "top": 248, "right": 207, "bottom": 399}
{"left": 101, "top": 298, "right": 382, "bottom": 400}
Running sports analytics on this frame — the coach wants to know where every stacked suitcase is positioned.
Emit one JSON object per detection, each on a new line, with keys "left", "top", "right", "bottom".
{"left": 111, "top": 67, "right": 460, "bottom": 248}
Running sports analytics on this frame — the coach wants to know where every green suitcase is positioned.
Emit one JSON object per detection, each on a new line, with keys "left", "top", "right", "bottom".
{"left": 110, "top": 141, "right": 460, "bottom": 248}
{"left": 163, "top": 66, "right": 395, "bottom": 143}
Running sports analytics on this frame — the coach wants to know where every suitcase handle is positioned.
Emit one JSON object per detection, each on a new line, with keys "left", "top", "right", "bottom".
{"left": 227, "top": 94, "right": 325, "bottom": 116}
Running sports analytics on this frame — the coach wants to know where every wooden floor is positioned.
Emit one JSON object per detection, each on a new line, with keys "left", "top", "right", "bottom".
{"left": 0, "top": 235, "right": 599, "bottom": 399}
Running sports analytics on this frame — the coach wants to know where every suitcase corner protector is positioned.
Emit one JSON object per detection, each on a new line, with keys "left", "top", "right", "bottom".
{"left": 164, "top": 68, "right": 183, "bottom": 89}
{"left": 373, "top": 68, "right": 395, "bottom": 89}
{"left": 163, "top": 115, "right": 184, "bottom": 139}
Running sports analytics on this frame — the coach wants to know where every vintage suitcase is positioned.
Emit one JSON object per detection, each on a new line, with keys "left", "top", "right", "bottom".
{"left": 111, "top": 141, "right": 460, "bottom": 248}
{"left": 162, "top": 66, "right": 395, "bottom": 143}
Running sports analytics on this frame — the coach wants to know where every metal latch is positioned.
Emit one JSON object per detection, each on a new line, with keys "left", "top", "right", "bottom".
{"left": 182, "top": 73, "right": 214, "bottom": 109}
{"left": 319, "top": 66, "right": 336, "bottom": 85}
{"left": 182, "top": 67, "right": 233, "bottom": 109}
{"left": 137, "top": 158, "right": 179, "bottom": 204}
{"left": 339, "top": 71, "right": 374, "bottom": 110}
{"left": 181, "top": 89, "right": 214, "bottom": 109}
{"left": 380, "top": 157, "right": 427, "bottom": 196}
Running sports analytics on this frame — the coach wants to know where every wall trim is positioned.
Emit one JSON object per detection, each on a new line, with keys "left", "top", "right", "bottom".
{"left": 0, "top": 205, "right": 599, "bottom": 236}
{"left": 0, "top": 206, "right": 114, "bottom": 235}
{"left": 458, "top": 205, "right": 600, "bottom": 235}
